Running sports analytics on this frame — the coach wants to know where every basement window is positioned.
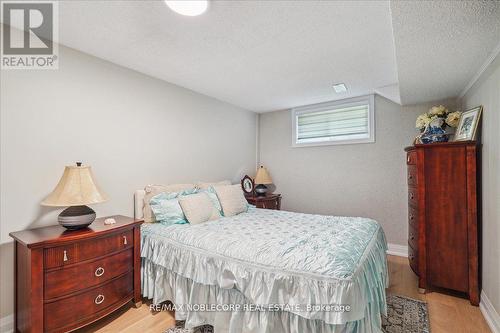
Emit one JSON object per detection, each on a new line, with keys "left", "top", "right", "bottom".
{"left": 292, "top": 95, "right": 375, "bottom": 147}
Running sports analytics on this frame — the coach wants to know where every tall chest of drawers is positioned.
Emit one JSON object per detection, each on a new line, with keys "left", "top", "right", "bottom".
{"left": 10, "top": 215, "right": 143, "bottom": 332}
{"left": 404, "top": 142, "right": 480, "bottom": 305}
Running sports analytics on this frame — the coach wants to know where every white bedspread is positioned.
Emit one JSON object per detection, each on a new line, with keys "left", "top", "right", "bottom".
{"left": 141, "top": 208, "right": 388, "bottom": 333}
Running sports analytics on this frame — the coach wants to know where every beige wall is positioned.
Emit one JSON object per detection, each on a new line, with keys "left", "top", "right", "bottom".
{"left": 258, "top": 95, "right": 457, "bottom": 246}
{"left": 460, "top": 53, "right": 500, "bottom": 316}
{"left": 0, "top": 44, "right": 257, "bottom": 321}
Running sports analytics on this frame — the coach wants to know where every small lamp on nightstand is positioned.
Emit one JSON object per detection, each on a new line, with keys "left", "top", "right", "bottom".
{"left": 41, "top": 162, "right": 108, "bottom": 230}
{"left": 254, "top": 166, "right": 273, "bottom": 197}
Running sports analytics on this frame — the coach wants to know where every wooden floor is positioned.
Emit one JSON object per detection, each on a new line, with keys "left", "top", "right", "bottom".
{"left": 77, "top": 255, "right": 491, "bottom": 333}
{"left": 386, "top": 256, "right": 490, "bottom": 333}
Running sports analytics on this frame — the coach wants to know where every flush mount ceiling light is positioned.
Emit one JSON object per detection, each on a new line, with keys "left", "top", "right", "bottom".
{"left": 333, "top": 83, "right": 347, "bottom": 93}
{"left": 165, "top": 0, "right": 208, "bottom": 16}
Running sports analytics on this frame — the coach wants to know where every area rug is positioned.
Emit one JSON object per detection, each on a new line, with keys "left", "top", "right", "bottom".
{"left": 382, "top": 295, "right": 430, "bottom": 333}
{"left": 164, "top": 294, "right": 430, "bottom": 333}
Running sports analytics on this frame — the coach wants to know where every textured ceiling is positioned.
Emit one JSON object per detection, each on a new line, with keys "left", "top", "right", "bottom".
{"left": 3, "top": 1, "right": 500, "bottom": 111}
{"left": 49, "top": 0, "right": 398, "bottom": 112}
{"left": 391, "top": 1, "right": 500, "bottom": 105}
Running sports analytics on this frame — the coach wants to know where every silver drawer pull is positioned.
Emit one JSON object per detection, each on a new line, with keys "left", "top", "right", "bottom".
{"left": 95, "top": 267, "right": 105, "bottom": 277}
{"left": 95, "top": 294, "right": 105, "bottom": 305}
{"left": 63, "top": 250, "right": 68, "bottom": 262}
{"left": 123, "top": 236, "right": 127, "bottom": 245}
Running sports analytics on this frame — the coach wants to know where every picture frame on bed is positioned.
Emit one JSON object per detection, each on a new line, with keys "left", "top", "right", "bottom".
{"left": 241, "top": 175, "right": 254, "bottom": 194}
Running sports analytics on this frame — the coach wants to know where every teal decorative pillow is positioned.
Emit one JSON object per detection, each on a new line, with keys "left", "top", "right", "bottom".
{"left": 149, "top": 189, "right": 197, "bottom": 226}
{"left": 201, "top": 186, "right": 223, "bottom": 215}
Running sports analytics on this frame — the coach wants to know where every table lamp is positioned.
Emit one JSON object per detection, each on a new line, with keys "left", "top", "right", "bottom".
{"left": 254, "top": 166, "right": 273, "bottom": 196}
{"left": 41, "top": 162, "right": 108, "bottom": 230}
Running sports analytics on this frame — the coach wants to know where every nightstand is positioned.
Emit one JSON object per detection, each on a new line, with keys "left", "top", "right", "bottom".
{"left": 245, "top": 193, "right": 282, "bottom": 210}
{"left": 9, "top": 215, "right": 143, "bottom": 333}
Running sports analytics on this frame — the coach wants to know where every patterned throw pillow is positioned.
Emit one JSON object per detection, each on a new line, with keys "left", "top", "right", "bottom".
{"left": 213, "top": 184, "right": 248, "bottom": 217}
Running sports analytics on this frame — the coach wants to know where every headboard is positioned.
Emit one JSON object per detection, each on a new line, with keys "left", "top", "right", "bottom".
{"left": 134, "top": 190, "right": 146, "bottom": 220}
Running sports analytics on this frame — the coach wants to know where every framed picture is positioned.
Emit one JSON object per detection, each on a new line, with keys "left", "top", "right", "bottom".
{"left": 454, "top": 106, "right": 482, "bottom": 141}
{"left": 241, "top": 175, "right": 254, "bottom": 194}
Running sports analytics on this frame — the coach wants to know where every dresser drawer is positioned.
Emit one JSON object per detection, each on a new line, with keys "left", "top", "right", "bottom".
{"left": 408, "top": 187, "right": 418, "bottom": 207}
{"left": 408, "top": 205, "right": 418, "bottom": 228}
{"left": 406, "top": 151, "right": 417, "bottom": 165}
{"left": 408, "top": 222, "right": 418, "bottom": 250}
{"left": 44, "top": 230, "right": 133, "bottom": 269}
{"left": 256, "top": 199, "right": 279, "bottom": 210}
{"left": 246, "top": 195, "right": 282, "bottom": 210}
{"left": 408, "top": 244, "right": 418, "bottom": 275}
{"left": 408, "top": 205, "right": 419, "bottom": 257}
{"left": 44, "top": 249, "right": 133, "bottom": 300}
{"left": 44, "top": 272, "right": 133, "bottom": 332}
{"left": 407, "top": 165, "right": 417, "bottom": 186}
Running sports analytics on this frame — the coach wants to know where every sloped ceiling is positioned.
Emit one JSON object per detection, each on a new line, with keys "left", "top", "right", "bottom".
{"left": 2, "top": 1, "right": 500, "bottom": 111}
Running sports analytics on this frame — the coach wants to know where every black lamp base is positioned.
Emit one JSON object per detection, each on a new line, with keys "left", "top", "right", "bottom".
{"left": 255, "top": 184, "right": 268, "bottom": 197}
{"left": 58, "top": 205, "right": 96, "bottom": 230}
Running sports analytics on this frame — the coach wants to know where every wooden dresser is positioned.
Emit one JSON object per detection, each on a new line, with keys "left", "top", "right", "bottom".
{"left": 245, "top": 193, "right": 282, "bottom": 210}
{"left": 404, "top": 141, "right": 480, "bottom": 305}
{"left": 10, "top": 215, "right": 143, "bottom": 332}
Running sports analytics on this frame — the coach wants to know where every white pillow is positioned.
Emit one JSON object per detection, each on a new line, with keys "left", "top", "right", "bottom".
{"left": 196, "top": 180, "right": 231, "bottom": 190}
{"left": 213, "top": 184, "right": 248, "bottom": 217}
{"left": 178, "top": 193, "right": 220, "bottom": 225}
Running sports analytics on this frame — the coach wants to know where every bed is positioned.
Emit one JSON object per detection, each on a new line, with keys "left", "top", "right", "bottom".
{"left": 135, "top": 190, "right": 388, "bottom": 333}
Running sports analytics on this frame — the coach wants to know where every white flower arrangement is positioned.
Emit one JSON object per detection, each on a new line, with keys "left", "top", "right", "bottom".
{"left": 415, "top": 105, "right": 462, "bottom": 131}
{"left": 429, "top": 105, "right": 447, "bottom": 116}
{"left": 446, "top": 111, "right": 461, "bottom": 128}
{"left": 416, "top": 114, "right": 434, "bottom": 129}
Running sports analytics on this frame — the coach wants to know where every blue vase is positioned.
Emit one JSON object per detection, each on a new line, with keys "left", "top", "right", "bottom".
{"left": 420, "top": 126, "right": 449, "bottom": 144}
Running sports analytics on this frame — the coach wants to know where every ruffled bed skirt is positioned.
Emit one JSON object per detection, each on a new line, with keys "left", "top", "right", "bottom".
{"left": 142, "top": 259, "right": 387, "bottom": 333}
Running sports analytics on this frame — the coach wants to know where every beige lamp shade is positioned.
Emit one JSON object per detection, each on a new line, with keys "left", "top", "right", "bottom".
{"left": 254, "top": 166, "right": 273, "bottom": 185}
{"left": 41, "top": 164, "right": 108, "bottom": 207}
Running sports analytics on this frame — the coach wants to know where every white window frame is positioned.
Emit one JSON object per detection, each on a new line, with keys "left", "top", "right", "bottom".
{"left": 291, "top": 94, "right": 375, "bottom": 147}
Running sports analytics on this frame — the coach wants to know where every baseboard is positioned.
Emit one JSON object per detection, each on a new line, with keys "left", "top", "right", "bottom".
{"left": 480, "top": 290, "right": 500, "bottom": 333}
{"left": 0, "top": 314, "right": 13, "bottom": 333}
{"left": 387, "top": 243, "right": 408, "bottom": 257}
